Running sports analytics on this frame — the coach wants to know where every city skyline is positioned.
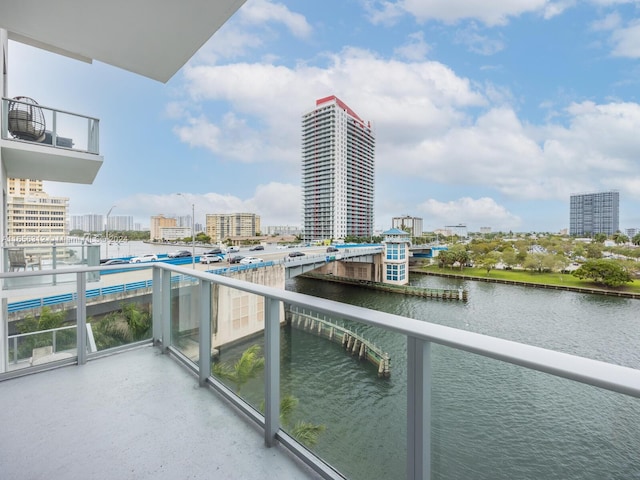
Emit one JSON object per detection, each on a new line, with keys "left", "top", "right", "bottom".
{"left": 7, "top": 0, "right": 640, "bottom": 233}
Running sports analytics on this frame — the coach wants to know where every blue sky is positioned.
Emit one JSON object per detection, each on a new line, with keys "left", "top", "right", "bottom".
{"left": 8, "top": 0, "right": 640, "bottom": 233}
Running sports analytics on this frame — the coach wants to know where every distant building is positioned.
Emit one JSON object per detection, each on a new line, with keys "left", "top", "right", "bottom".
{"left": 151, "top": 215, "right": 177, "bottom": 241}
{"left": 626, "top": 228, "right": 638, "bottom": 239}
{"left": 392, "top": 216, "right": 423, "bottom": 237}
{"left": 107, "top": 215, "right": 134, "bottom": 231}
{"left": 7, "top": 178, "right": 68, "bottom": 244}
{"left": 206, "top": 213, "right": 261, "bottom": 243}
{"left": 301, "top": 95, "right": 375, "bottom": 242}
{"left": 263, "top": 225, "right": 302, "bottom": 236}
{"left": 479, "top": 227, "right": 492, "bottom": 235}
{"left": 569, "top": 191, "right": 619, "bottom": 236}
{"left": 444, "top": 224, "right": 468, "bottom": 238}
{"left": 160, "top": 227, "right": 192, "bottom": 241}
{"left": 70, "top": 214, "right": 104, "bottom": 232}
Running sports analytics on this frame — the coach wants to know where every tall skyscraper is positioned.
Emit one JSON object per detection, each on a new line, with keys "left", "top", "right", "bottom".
{"left": 301, "top": 96, "right": 375, "bottom": 243}
{"left": 569, "top": 191, "right": 619, "bottom": 236}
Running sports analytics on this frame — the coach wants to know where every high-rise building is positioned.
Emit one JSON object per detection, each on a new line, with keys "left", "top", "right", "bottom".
{"left": 301, "top": 95, "right": 375, "bottom": 243}
{"left": 7, "top": 185, "right": 69, "bottom": 244}
{"left": 391, "top": 216, "right": 423, "bottom": 237}
{"left": 569, "top": 191, "right": 619, "bottom": 236}
{"left": 150, "top": 215, "right": 177, "bottom": 241}
{"left": 70, "top": 214, "right": 104, "bottom": 232}
{"left": 206, "top": 213, "right": 260, "bottom": 243}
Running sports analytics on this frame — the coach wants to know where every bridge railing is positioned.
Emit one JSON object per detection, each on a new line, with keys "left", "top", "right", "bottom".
{"left": 1, "top": 263, "right": 639, "bottom": 480}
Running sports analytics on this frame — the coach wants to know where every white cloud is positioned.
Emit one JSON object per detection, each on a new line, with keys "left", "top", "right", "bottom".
{"left": 394, "top": 32, "right": 431, "bottom": 61}
{"left": 454, "top": 24, "right": 505, "bottom": 55}
{"left": 371, "top": 0, "right": 556, "bottom": 27}
{"left": 116, "top": 182, "right": 301, "bottom": 226}
{"left": 417, "top": 197, "right": 522, "bottom": 230}
{"left": 591, "top": 12, "right": 622, "bottom": 31}
{"left": 240, "top": 0, "right": 312, "bottom": 39}
{"left": 610, "top": 20, "right": 640, "bottom": 58}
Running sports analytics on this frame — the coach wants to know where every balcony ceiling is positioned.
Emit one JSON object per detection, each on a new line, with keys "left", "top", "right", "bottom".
{"left": 0, "top": 0, "right": 247, "bottom": 83}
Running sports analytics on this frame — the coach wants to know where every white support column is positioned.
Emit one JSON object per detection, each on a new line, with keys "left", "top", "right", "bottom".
{"left": 264, "top": 297, "right": 281, "bottom": 447}
{"left": 198, "top": 280, "right": 211, "bottom": 386}
{"left": 407, "top": 336, "right": 431, "bottom": 480}
{"left": 0, "top": 298, "right": 7, "bottom": 373}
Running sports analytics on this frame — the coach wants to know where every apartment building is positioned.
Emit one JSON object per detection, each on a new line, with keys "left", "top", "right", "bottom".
{"left": 150, "top": 215, "right": 178, "bottom": 242}
{"left": 206, "top": 213, "right": 260, "bottom": 243}
{"left": 570, "top": 191, "right": 620, "bottom": 236}
{"left": 392, "top": 215, "right": 423, "bottom": 237}
{"left": 301, "top": 95, "right": 375, "bottom": 243}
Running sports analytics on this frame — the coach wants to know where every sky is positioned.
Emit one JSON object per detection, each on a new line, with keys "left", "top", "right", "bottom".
{"left": 7, "top": 0, "right": 640, "bottom": 233}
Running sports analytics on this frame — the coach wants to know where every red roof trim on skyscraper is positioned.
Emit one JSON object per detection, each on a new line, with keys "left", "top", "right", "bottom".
{"left": 316, "top": 95, "right": 364, "bottom": 123}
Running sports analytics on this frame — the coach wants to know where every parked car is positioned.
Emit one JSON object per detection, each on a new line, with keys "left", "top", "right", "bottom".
{"left": 326, "top": 246, "right": 339, "bottom": 253}
{"left": 200, "top": 254, "right": 223, "bottom": 264}
{"left": 129, "top": 254, "right": 158, "bottom": 263}
{"left": 204, "top": 247, "right": 226, "bottom": 255}
{"left": 240, "top": 256, "right": 263, "bottom": 264}
{"left": 229, "top": 255, "right": 245, "bottom": 264}
{"left": 288, "top": 251, "right": 305, "bottom": 257}
{"left": 103, "top": 259, "right": 129, "bottom": 265}
{"left": 249, "top": 245, "right": 264, "bottom": 251}
{"left": 228, "top": 246, "right": 240, "bottom": 253}
{"left": 168, "top": 250, "right": 192, "bottom": 258}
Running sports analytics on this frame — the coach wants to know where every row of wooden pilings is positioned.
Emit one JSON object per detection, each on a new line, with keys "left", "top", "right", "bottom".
{"left": 288, "top": 310, "right": 391, "bottom": 378}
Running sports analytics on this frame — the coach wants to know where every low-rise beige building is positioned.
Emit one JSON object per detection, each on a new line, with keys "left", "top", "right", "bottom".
{"left": 206, "top": 213, "right": 260, "bottom": 243}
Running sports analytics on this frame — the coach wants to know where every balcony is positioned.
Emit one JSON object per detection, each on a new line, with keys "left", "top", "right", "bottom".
{"left": 1, "top": 97, "right": 103, "bottom": 184}
{"left": 0, "top": 263, "right": 639, "bottom": 480}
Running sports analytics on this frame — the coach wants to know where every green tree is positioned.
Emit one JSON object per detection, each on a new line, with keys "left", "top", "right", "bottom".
{"left": 612, "top": 232, "right": 629, "bottom": 245}
{"left": 593, "top": 233, "right": 608, "bottom": 243}
{"left": 572, "top": 259, "right": 632, "bottom": 287}
{"left": 585, "top": 242, "right": 603, "bottom": 259}
{"left": 217, "top": 345, "right": 326, "bottom": 447}
{"left": 213, "top": 344, "right": 265, "bottom": 394}
{"left": 476, "top": 251, "right": 500, "bottom": 273}
{"left": 501, "top": 248, "right": 518, "bottom": 269}
{"left": 633, "top": 233, "right": 640, "bottom": 246}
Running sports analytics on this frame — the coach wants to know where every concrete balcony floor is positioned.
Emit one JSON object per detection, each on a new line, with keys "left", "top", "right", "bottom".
{"left": 0, "top": 346, "right": 323, "bottom": 480}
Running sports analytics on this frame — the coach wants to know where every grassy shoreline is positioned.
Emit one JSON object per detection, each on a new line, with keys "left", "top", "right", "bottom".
{"left": 413, "top": 265, "right": 640, "bottom": 296}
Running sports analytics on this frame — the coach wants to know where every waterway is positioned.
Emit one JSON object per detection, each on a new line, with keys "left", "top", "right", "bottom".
{"left": 218, "top": 273, "right": 640, "bottom": 480}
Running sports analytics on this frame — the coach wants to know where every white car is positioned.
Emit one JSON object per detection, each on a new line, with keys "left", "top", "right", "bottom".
{"left": 129, "top": 254, "right": 157, "bottom": 263}
{"left": 228, "top": 246, "right": 240, "bottom": 253}
{"left": 200, "top": 254, "right": 223, "bottom": 264}
{"left": 239, "top": 256, "right": 263, "bottom": 265}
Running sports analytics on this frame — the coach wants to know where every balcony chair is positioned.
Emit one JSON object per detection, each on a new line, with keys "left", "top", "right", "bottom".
{"left": 8, "top": 248, "right": 41, "bottom": 271}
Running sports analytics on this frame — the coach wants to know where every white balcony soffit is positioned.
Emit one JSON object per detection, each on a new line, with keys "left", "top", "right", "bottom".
{"left": 0, "top": 0, "right": 247, "bottom": 83}
{"left": 1, "top": 140, "right": 103, "bottom": 184}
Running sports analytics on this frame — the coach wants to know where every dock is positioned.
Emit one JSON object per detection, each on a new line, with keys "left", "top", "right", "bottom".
{"left": 286, "top": 306, "right": 391, "bottom": 377}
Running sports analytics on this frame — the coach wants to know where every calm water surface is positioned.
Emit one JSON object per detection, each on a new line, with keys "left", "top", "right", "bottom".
{"left": 219, "top": 274, "right": 640, "bottom": 480}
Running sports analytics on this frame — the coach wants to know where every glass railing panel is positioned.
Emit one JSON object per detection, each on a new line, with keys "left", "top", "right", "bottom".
{"left": 87, "top": 267, "right": 154, "bottom": 353}
{"left": 283, "top": 305, "right": 404, "bottom": 480}
{"left": 169, "top": 273, "right": 201, "bottom": 363}
{"left": 7, "top": 302, "right": 78, "bottom": 371}
{"left": 3, "top": 244, "right": 101, "bottom": 288}
{"left": 2, "top": 97, "right": 99, "bottom": 154}
{"left": 211, "top": 285, "right": 267, "bottom": 412}
{"left": 431, "top": 346, "right": 640, "bottom": 480}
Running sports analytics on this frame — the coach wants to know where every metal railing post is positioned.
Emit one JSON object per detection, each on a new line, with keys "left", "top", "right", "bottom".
{"left": 152, "top": 267, "right": 162, "bottom": 346}
{"left": 76, "top": 272, "right": 87, "bottom": 365}
{"left": 161, "top": 269, "right": 171, "bottom": 352}
{"left": 198, "top": 280, "right": 212, "bottom": 386}
{"left": 264, "top": 297, "right": 281, "bottom": 447}
{"left": 407, "top": 336, "right": 431, "bottom": 480}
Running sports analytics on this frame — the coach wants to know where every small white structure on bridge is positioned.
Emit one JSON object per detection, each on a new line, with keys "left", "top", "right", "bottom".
{"left": 382, "top": 228, "right": 410, "bottom": 285}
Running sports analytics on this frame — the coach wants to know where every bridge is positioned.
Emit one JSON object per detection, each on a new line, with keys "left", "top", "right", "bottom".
{"left": 6, "top": 246, "right": 386, "bottom": 314}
